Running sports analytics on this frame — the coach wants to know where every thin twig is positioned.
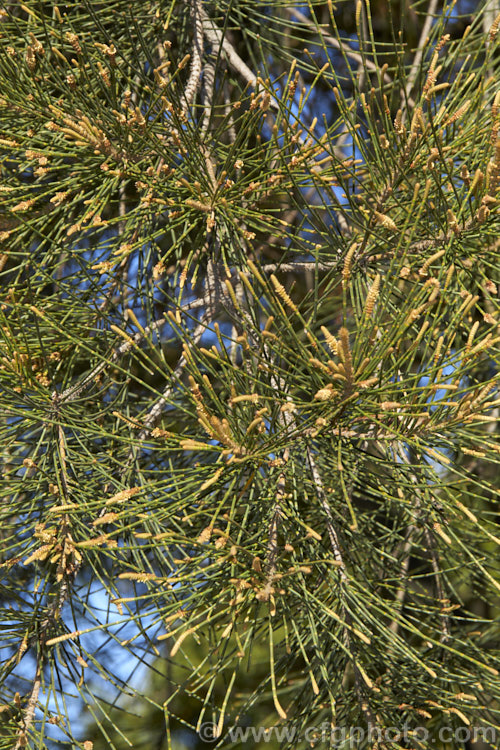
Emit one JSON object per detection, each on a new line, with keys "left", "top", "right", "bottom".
{"left": 388, "top": 525, "right": 416, "bottom": 636}
{"left": 201, "top": 9, "right": 275, "bottom": 108}
{"left": 200, "top": 53, "right": 216, "bottom": 136}
{"left": 122, "top": 254, "right": 227, "bottom": 475}
{"left": 388, "top": 443, "right": 450, "bottom": 642}
{"left": 306, "top": 447, "right": 376, "bottom": 730}
{"left": 288, "top": 8, "right": 393, "bottom": 86}
{"left": 183, "top": 0, "right": 204, "bottom": 113}
{"left": 13, "top": 664, "right": 41, "bottom": 750}
{"left": 260, "top": 363, "right": 294, "bottom": 594}
{"left": 404, "top": 0, "right": 439, "bottom": 104}
{"left": 307, "top": 448, "right": 348, "bottom": 580}
{"left": 200, "top": 8, "right": 351, "bottom": 233}
{"left": 223, "top": 79, "right": 236, "bottom": 145}
{"left": 261, "top": 261, "right": 340, "bottom": 274}
{"left": 424, "top": 528, "right": 451, "bottom": 643}
{"left": 59, "top": 299, "right": 206, "bottom": 404}
{"left": 261, "top": 466, "right": 286, "bottom": 598}
{"left": 135, "top": 315, "right": 209, "bottom": 441}
{"left": 114, "top": 314, "right": 210, "bottom": 481}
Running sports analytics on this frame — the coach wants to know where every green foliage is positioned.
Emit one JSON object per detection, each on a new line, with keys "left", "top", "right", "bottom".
{"left": 0, "top": 1, "right": 499, "bottom": 748}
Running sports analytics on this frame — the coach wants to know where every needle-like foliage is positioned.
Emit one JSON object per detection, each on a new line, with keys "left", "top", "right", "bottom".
{"left": 0, "top": 1, "right": 499, "bottom": 748}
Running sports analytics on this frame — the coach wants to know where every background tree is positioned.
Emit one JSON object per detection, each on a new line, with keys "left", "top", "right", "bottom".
{"left": 0, "top": 1, "right": 499, "bottom": 749}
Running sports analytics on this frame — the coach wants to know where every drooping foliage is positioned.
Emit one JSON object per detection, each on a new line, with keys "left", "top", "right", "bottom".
{"left": 0, "top": 1, "right": 499, "bottom": 748}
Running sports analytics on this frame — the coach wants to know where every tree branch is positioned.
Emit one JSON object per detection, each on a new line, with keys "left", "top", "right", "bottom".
{"left": 288, "top": 7, "right": 394, "bottom": 87}
{"left": 13, "top": 664, "right": 41, "bottom": 750}
{"left": 404, "top": 0, "right": 439, "bottom": 104}
{"left": 183, "top": 0, "right": 204, "bottom": 112}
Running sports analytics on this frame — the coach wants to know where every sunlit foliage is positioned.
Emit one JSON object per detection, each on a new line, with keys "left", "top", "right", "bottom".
{"left": 0, "top": 1, "right": 499, "bottom": 748}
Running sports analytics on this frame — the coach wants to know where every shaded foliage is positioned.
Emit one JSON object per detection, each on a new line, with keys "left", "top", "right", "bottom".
{"left": 0, "top": 1, "right": 499, "bottom": 748}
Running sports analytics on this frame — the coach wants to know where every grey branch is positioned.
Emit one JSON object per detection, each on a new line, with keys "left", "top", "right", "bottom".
{"left": 307, "top": 447, "right": 348, "bottom": 580}
{"left": 13, "top": 669, "right": 41, "bottom": 750}
{"left": 404, "top": 0, "right": 439, "bottom": 102}
{"left": 59, "top": 298, "right": 205, "bottom": 404}
{"left": 201, "top": 9, "right": 273, "bottom": 106}
{"left": 183, "top": 0, "right": 204, "bottom": 112}
{"left": 288, "top": 8, "right": 393, "bottom": 86}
